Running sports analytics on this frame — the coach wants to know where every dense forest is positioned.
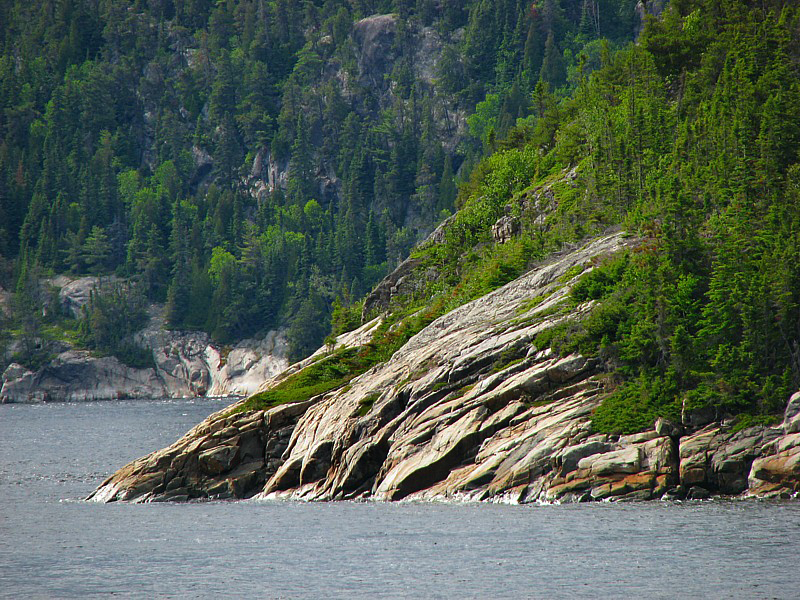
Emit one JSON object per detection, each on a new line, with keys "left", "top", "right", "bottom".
{"left": 2, "top": 0, "right": 799, "bottom": 433}
{"left": 0, "top": 0, "right": 642, "bottom": 364}
{"left": 334, "top": 0, "right": 800, "bottom": 433}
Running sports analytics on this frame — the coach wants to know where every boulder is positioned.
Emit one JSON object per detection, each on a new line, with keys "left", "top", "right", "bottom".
{"left": 1, "top": 363, "right": 37, "bottom": 403}
{"left": 557, "top": 441, "right": 612, "bottom": 475}
{"left": 747, "top": 432, "right": 800, "bottom": 496}
{"left": 2, "top": 362, "right": 31, "bottom": 382}
{"left": 492, "top": 215, "right": 520, "bottom": 244}
{"left": 578, "top": 447, "right": 641, "bottom": 476}
{"left": 784, "top": 391, "right": 800, "bottom": 434}
{"left": 654, "top": 416, "right": 683, "bottom": 438}
{"left": 687, "top": 486, "right": 711, "bottom": 500}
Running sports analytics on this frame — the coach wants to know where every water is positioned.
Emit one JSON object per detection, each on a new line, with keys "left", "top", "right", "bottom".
{"left": 2, "top": 400, "right": 799, "bottom": 599}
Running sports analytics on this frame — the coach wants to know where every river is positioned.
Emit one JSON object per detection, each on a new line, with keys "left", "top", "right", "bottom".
{"left": 1, "top": 399, "right": 799, "bottom": 599}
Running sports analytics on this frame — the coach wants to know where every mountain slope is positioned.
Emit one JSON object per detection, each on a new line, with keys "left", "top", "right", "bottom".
{"left": 87, "top": 0, "right": 800, "bottom": 503}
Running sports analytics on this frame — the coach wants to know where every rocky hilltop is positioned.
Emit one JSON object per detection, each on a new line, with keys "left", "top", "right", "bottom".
{"left": 89, "top": 232, "right": 800, "bottom": 504}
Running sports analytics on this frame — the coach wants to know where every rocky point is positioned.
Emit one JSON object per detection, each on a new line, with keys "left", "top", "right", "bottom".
{"left": 89, "top": 233, "right": 800, "bottom": 504}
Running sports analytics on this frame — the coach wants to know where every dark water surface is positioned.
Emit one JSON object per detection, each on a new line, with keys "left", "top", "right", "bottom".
{"left": 1, "top": 400, "right": 799, "bottom": 599}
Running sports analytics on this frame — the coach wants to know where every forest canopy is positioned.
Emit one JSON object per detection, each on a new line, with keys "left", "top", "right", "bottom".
{"left": 0, "top": 0, "right": 642, "bottom": 361}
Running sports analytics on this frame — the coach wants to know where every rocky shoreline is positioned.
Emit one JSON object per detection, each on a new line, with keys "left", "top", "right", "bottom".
{"left": 1, "top": 277, "right": 289, "bottom": 403}
{"left": 88, "top": 233, "right": 800, "bottom": 504}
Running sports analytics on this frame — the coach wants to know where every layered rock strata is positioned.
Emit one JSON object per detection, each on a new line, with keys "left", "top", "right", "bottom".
{"left": 89, "top": 233, "right": 800, "bottom": 503}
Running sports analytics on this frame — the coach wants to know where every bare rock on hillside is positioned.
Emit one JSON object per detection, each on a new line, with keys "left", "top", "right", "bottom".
{"left": 88, "top": 232, "right": 800, "bottom": 503}
{"left": 353, "top": 14, "right": 399, "bottom": 87}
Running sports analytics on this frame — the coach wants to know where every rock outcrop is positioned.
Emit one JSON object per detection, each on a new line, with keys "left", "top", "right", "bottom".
{"left": 1, "top": 351, "right": 166, "bottom": 403}
{"left": 745, "top": 393, "right": 800, "bottom": 498}
{"left": 492, "top": 214, "right": 520, "bottom": 244}
{"left": 58, "top": 276, "right": 120, "bottom": 318}
{"left": 89, "top": 232, "right": 800, "bottom": 503}
{"left": 138, "top": 313, "right": 289, "bottom": 399}
{"left": 87, "top": 401, "right": 310, "bottom": 502}
{"left": 361, "top": 215, "right": 456, "bottom": 319}
{"left": 0, "top": 331, "right": 288, "bottom": 403}
{"left": 353, "top": 14, "right": 399, "bottom": 89}
{"left": 0, "top": 278, "right": 289, "bottom": 403}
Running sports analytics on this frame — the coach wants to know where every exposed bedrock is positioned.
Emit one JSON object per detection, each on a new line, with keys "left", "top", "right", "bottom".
{"left": 90, "top": 234, "right": 800, "bottom": 503}
{"left": 1, "top": 284, "right": 289, "bottom": 403}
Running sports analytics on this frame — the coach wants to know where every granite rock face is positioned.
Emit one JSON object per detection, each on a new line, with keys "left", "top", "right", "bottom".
{"left": 0, "top": 283, "right": 289, "bottom": 403}
{"left": 89, "top": 232, "right": 800, "bottom": 503}
{"left": 1, "top": 351, "right": 165, "bottom": 402}
{"left": 92, "top": 233, "right": 650, "bottom": 502}
{"left": 783, "top": 391, "right": 800, "bottom": 434}
{"left": 0, "top": 284, "right": 12, "bottom": 317}
{"left": 745, "top": 396, "right": 800, "bottom": 498}
{"left": 353, "top": 14, "right": 399, "bottom": 88}
{"left": 58, "top": 276, "right": 120, "bottom": 318}
{"left": 0, "top": 331, "right": 288, "bottom": 403}
{"left": 87, "top": 402, "right": 309, "bottom": 502}
{"left": 678, "top": 425, "right": 784, "bottom": 495}
{"left": 492, "top": 215, "right": 520, "bottom": 244}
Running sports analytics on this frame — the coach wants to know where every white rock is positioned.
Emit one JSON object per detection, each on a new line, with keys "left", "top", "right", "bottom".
{"left": 784, "top": 391, "right": 800, "bottom": 434}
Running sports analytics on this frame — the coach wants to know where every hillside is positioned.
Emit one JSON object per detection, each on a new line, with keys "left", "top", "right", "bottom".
{"left": 0, "top": 0, "right": 644, "bottom": 369}
{"left": 89, "top": 231, "right": 800, "bottom": 503}
{"left": 85, "top": 0, "right": 800, "bottom": 503}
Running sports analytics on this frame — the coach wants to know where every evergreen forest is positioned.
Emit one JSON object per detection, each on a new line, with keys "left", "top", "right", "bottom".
{"left": 2, "top": 0, "right": 800, "bottom": 432}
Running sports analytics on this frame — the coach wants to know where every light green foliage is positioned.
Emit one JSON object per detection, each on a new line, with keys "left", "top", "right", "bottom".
{"left": 208, "top": 247, "right": 236, "bottom": 286}
{"left": 467, "top": 93, "right": 500, "bottom": 147}
{"left": 0, "top": 0, "right": 643, "bottom": 361}
{"left": 81, "top": 226, "right": 111, "bottom": 273}
{"left": 232, "top": 347, "right": 379, "bottom": 415}
{"left": 4, "top": 0, "right": 799, "bottom": 436}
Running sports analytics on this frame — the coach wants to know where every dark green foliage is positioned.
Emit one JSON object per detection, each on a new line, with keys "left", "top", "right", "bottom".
{"left": 348, "top": 0, "right": 800, "bottom": 434}
{"left": 591, "top": 375, "right": 682, "bottom": 435}
{"left": 571, "top": 254, "right": 629, "bottom": 302}
{"left": 6, "top": 0, "right": 797, "bottom": 439}
{"left": 0, "top": 0, "right": 642, "bottom": 364}
{"left": 78, "top": 282, "right": 151, "bottom": 366}
{"left": 287, "top": 294, "right": 329, "bottom": 363}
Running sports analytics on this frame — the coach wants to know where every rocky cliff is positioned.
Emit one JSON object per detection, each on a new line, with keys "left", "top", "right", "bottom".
{"left": 0, "top": 278, "right": 288, "bottom": 403}
{"left": 87, "top": 232, "right": 800, "bottom": 503}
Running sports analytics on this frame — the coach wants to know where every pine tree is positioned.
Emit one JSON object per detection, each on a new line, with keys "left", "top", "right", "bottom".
{"left": 437, "top": 154, "right": 457, "bottom": 214}
{"left": 539, "top": 31, "right": 565, "bottom": 89}
{"left": 166, "top": 201, "right": 192, "bottom": 327}
{"left": 286, "top": 113, "right": 316, "bottom": 206}
{"left": 81, "top": 226, "right": 111, "bottom": 273}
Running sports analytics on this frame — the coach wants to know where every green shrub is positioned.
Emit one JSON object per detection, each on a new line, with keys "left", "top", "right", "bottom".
{"left": 232, "top": 347, "right": 379, "bottom": 414}
{"left": 571, "top": 253, "right": 630, "bottom": 303}
{"left": 591, "top": 375, "right": 681, "bottom": 435}
{"left": 357, "top": 392, "right": 380, "bottom": 416}
{"left": 114, "top": 341, "right": 154, "bottom": 369}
